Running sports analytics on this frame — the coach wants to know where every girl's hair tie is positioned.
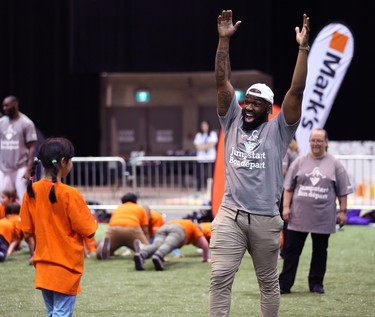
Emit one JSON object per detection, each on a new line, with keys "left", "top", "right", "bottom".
{"left": 52, "top": 159, "right": 57, "bottom": 164}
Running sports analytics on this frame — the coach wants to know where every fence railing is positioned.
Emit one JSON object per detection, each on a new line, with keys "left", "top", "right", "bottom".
{"left": 41, "top": 155, "right": 375, "bottom": 213}
{"left": 129, "top": 156, "right": 214, "bottom": 211}
{"left": 335, "top": 155, "right": 375, "bottom": 209}
{"left": 64, "top": 156, "right": 128, "bottom": 209}
{"left": 59, "top": 156, "right": 213, "bottom": 213}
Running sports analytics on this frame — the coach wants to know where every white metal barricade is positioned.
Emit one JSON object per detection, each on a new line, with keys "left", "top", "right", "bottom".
{"left": 34, "top": 155, "right": 375, "bottom": 213}
{"left": 36, "top": 156, "right": 212, "bottom": 215}
{"left": 129, "top": 156, "right": 214, "bottom": 212}
{"left": 60, "top": 157, "right": 127, "bottom": 209}
{"left": 336, "top": 155, "right": 375, "bottom": 210}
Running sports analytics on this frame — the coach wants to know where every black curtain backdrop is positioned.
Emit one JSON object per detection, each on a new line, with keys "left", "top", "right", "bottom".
{"left": 0, "top": 0, "right": 372, "bottom": 155}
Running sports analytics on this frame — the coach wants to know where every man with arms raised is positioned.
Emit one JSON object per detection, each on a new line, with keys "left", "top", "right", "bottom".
{"left": 209, "top": 10, "right": 310, "bottom": 316}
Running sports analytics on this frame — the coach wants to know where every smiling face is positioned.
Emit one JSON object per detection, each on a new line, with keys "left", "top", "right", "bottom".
{"left": 242, "top": 95, "right": 271, "bottom": 131}
{"left": 309, "top": 129, "right": 328, "bottom": 158}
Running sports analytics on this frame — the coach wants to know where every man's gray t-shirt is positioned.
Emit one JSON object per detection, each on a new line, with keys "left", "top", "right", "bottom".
{"left": 284, "top": 153, "right": 353, "bottom": 234}
{"left": 0, "top": 113, "right": 37, "bottom": 171}
{"left": 218, "top": 96, "right": 299, "bottom": 216}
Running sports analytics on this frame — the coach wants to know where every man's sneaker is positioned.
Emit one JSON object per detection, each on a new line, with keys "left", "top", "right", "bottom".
{"left": 310, "top": 285, "right": 325, "bottom": 294}
{"left": 152, "top": 254, "right": 164, "bottom": 271}
{"left": 134, "top": 253, "right": 145, "bottom": 271}
{"left": 133, "top": 239, "right": 143, "bottom": 253}
{"left": 100, "top": 237, "right": 110, "bottom": 260}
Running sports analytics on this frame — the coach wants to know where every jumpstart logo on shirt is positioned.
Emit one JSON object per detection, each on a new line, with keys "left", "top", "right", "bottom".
{"left": 228, "top": 130, "right": 266, "bottom": 170}
{"left": 1, "top": 125, "right": 20, "bottom": 150}
{"left": 297, "top": 167, "right": 328, "bottom": 200}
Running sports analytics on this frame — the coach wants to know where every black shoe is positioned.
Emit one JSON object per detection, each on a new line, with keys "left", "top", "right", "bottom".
{"left": 152, "top": 254, "right": 164, "bottom": 271}
{"left": 134, "top": 253, "right": 145, "bottom": 271}
{"left": 280, "top": 288, "right": 291, "bottom": 294}
{"left": 310, "top": 285, "right": 325, "bottom": 294}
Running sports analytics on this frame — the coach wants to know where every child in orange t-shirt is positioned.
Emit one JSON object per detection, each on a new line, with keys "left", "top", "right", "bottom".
{"left": 96, "top": 192, "right": 149, "bottom": 260}
{"left": 0, "top": 202, "right": 23, "bottom": 262}
{"left": 120, "top": 206, "right": 165, "bottom": 257}
{"left": 0, "top": 190, "right": 35, "bottom": 263}
{"left": 1, "top": 202, "right": 35, "bottom": 265}
{"left": 17, "top": 137, "right": 97, "bottom": 317}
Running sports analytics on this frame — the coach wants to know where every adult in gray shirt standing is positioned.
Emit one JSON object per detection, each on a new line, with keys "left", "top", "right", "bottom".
{"left": 0, "top": 96, "right": 37, "bottom": 203}
{"left": 279, "top": 129, "right": 353, "bottom": 295}
{"left": 210, "top": 10, "right": 310, "bottom": 317}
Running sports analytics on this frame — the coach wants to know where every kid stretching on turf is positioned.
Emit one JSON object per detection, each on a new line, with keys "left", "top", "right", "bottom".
{"left": 18, "top": 137, "right": 97, "bottom": 317}
{"left": 0, "top": 202, "right": 22, "bottom": 262}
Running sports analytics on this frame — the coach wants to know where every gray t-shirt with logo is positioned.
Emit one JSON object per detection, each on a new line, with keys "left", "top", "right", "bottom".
{"left": 0, "top": 113, "right": 37, "bottom": 172}
{"left": 284, "top": 152, "right": 353, "bottom": 234}
{"left": 218, "top": 96, "right": 299, "bottom": 216}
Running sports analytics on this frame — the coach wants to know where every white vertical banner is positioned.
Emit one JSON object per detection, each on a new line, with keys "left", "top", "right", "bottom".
{"left": 296, "top": 23, "right": 354, "bottom": 154}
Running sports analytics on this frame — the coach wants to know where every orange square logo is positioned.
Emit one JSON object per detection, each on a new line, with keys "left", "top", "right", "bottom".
{"left": 329, "top": 31, "right": 349, "bottom": 53}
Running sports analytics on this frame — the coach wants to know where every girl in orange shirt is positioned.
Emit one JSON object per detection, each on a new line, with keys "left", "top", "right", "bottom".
{"left": 18, "top": 137, "right": 97, "bottom": 317}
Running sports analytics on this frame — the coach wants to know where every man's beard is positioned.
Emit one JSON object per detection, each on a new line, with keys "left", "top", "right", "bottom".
{"left": 242, "top": 110, "right": 268, "bottom": 131}
{"left": 4, "top": 108, "right": 16, "bottom": 118}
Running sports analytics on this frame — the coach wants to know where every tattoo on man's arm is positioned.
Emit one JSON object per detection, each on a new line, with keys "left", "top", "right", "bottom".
{"left": 215, "top": 51, "right": 228, "bottom": 82}
{"left": 218, "top": 91, "right": 232, "bottom": 109}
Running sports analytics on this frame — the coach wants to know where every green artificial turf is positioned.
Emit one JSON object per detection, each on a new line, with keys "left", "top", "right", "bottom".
{"left": 1, "top": 224, "right": 374, "bottom": 316}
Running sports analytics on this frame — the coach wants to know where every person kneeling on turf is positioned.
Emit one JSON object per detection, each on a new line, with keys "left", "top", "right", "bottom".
{"left": 133, "top": 219, "right": 210, "bottom": 271}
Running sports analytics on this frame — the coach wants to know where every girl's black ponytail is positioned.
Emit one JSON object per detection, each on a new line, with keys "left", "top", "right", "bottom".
{"left": 26, "top": 158, "right": 39, "bottom": 199}
{"left": 49, "top": 159, "right": 58, "bottom": 203}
